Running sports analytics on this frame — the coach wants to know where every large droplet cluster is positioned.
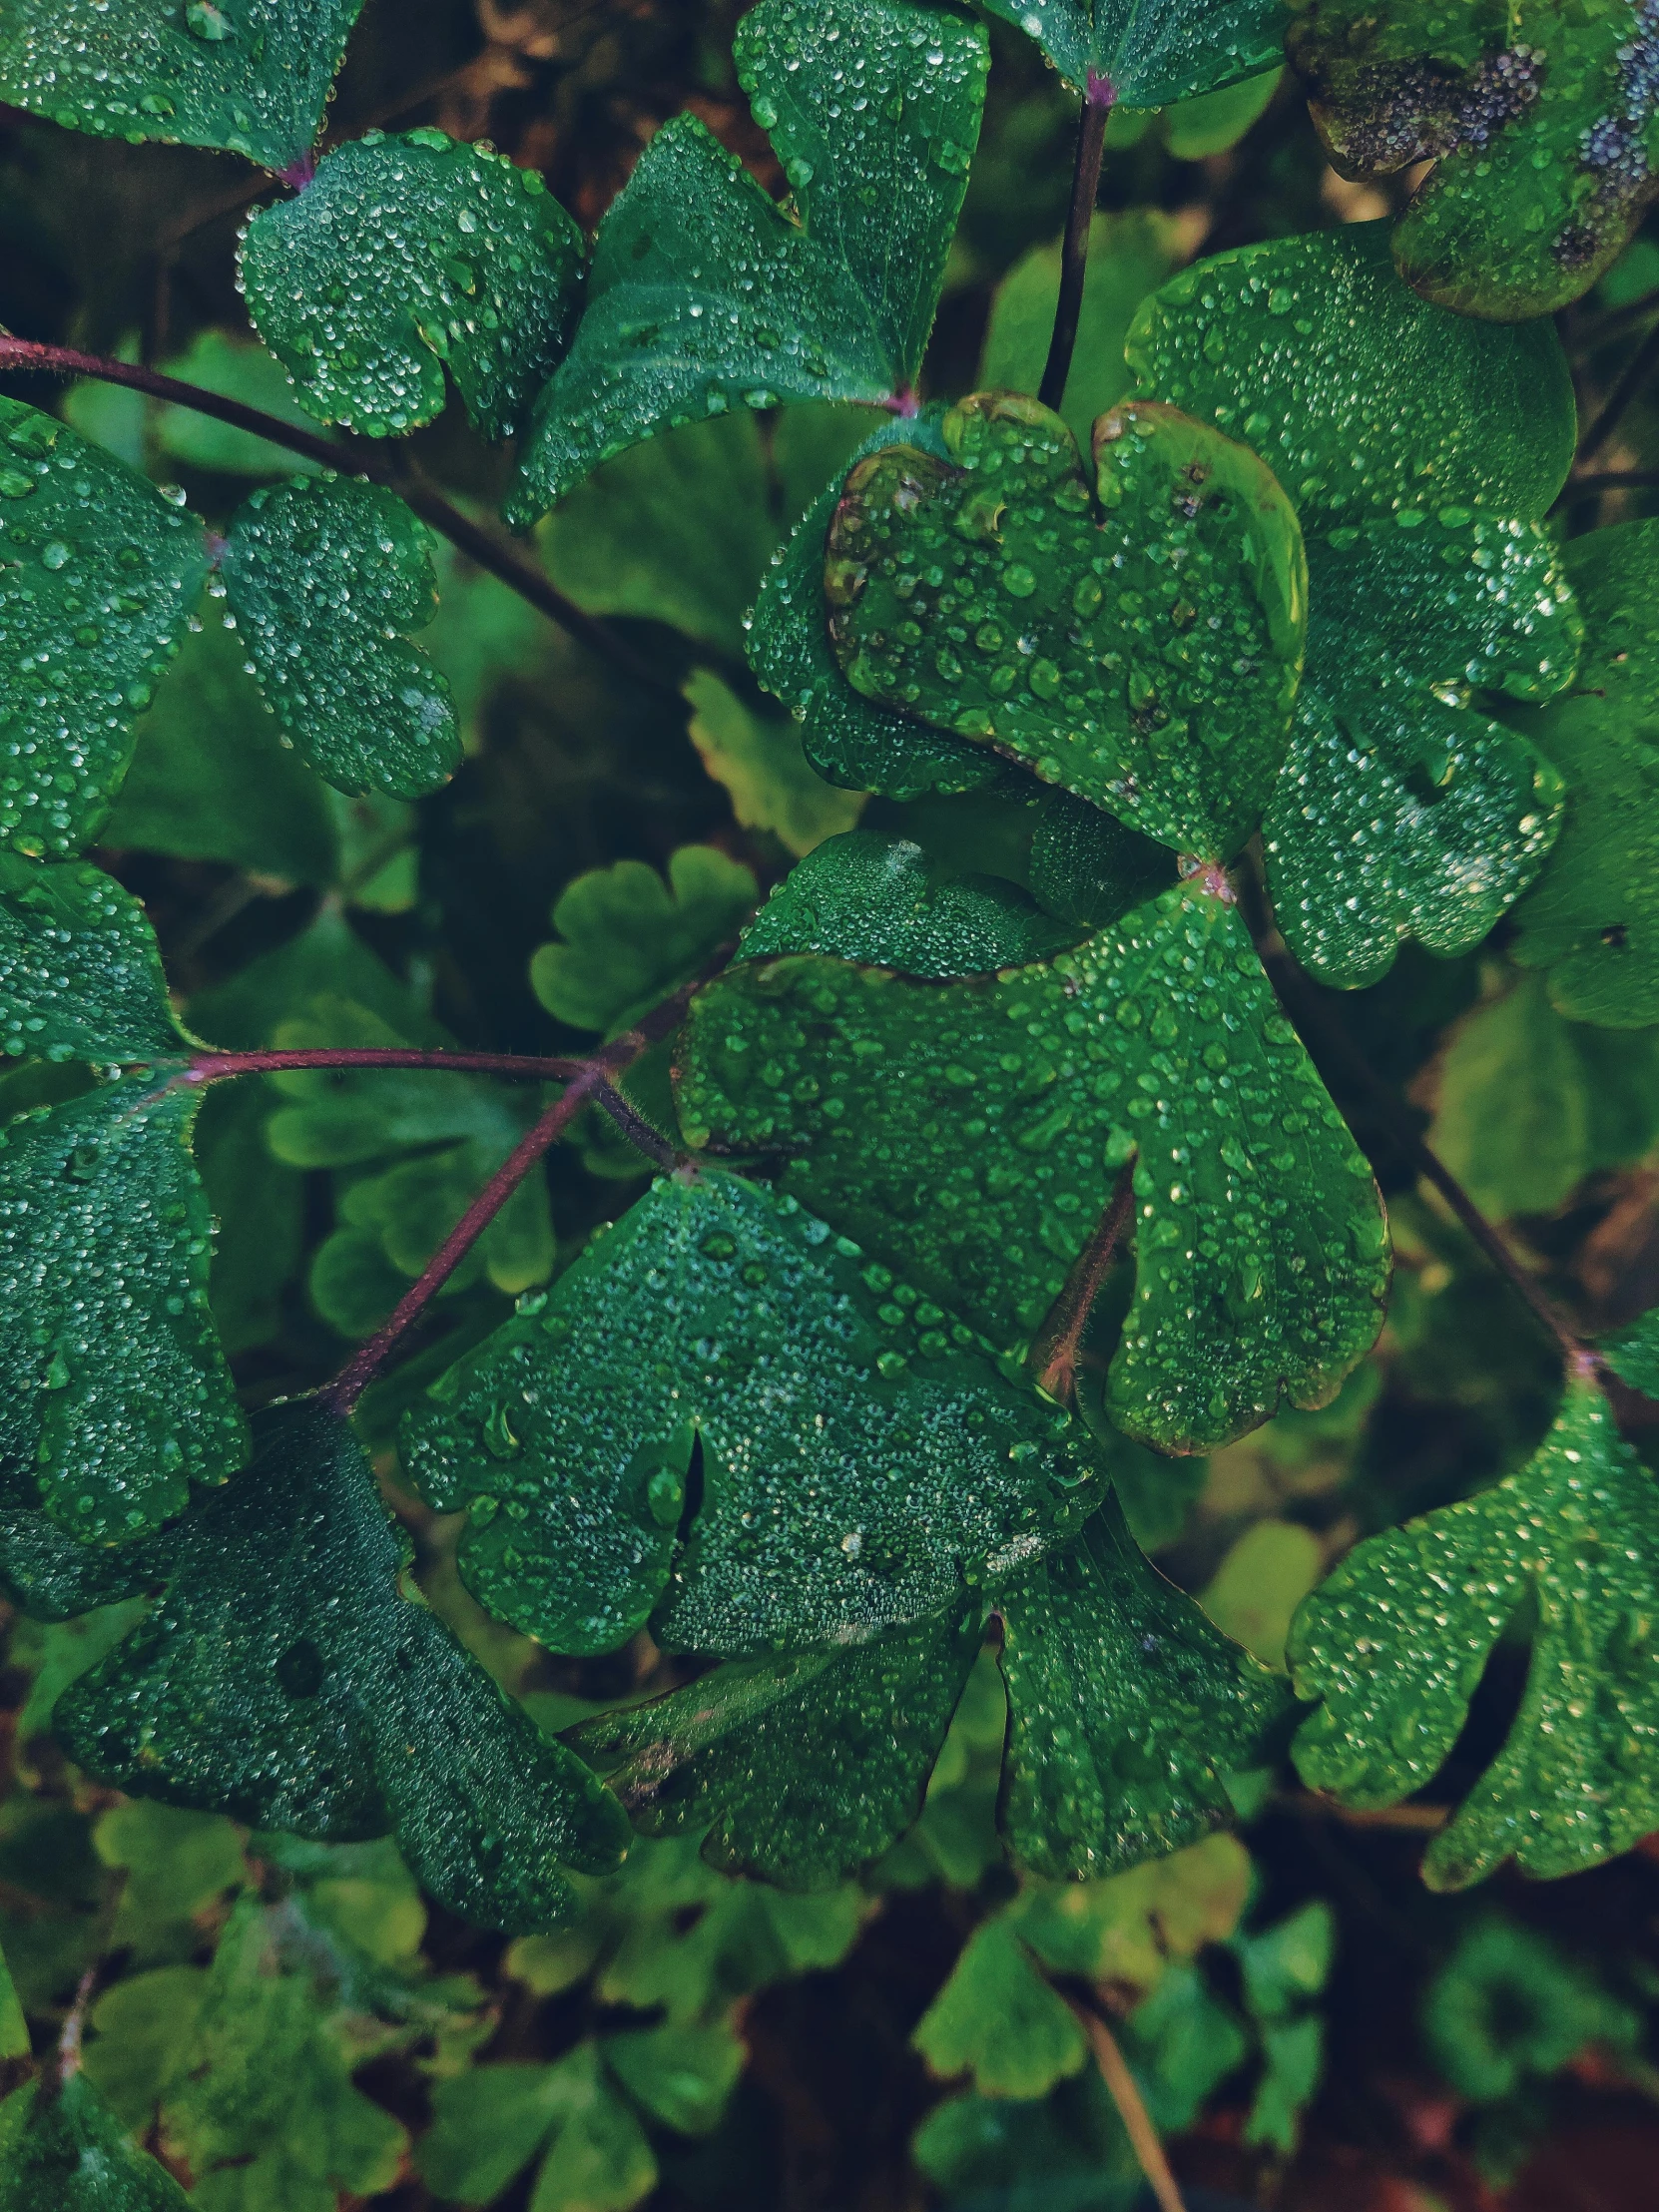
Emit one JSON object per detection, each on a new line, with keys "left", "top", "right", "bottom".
{"left": 242, "top": 127, "right": 586, "bottom": 440}
{"left": 0, "top": 398, "right": 210, "bottom": 859}
{"left": 0, "top": 1078, "right": 246, "bottom": 1544}
{"left": 1290, "top": 1384, "right": 1659, "bottom": 1889}
{"left": 219, "top": 474, "right": 460, "bottom": 800}
{"left": 508, "top": 0, "right": 987, "bottom": 521}
{"left": 1265, "top": 510, "right": 1581, "bottom": 985}
{"left": 0, "top": 0, "right": 363, "bottom": 171}
{"left": 678, "top": 880, "right": 1389, "bottom": 1452}
{"left": 0, "top": 850, "right": 187, "bottom": 1064}
{"left": 825, "top": 390, "right": 1305, "bottom": 858}
{"left": 401, "top": 1169, "right": 1102, "bottom": 1659}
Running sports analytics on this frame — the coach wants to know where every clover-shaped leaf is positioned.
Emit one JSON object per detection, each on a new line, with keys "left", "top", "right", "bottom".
{"left": 400, "top": 1169, "right": 1103, "bottom": 1657}
{"left": 1289, "top": 1383, "right": 1659, "bottom": 1888}
{"left": 242, "top": 129, "right": 586, "bottom": 439}
{"left": 1512, "top": 519, "right": 1659, "bottom": 1026}
{"left": 0, "top": 398, "right": 212, "bottom": 860}
{"left": 825, "top": 391, "right": 1306, "bottom": 859}
{"left": 0, "top": 0, "right": 363, "bottom": 172}
{"left": 678, "top": 880, "right": 1388, "bottom": 1452}
{"left": 570, "top": 1599, "right": 983, "bottom": 1888}
{"left": 1288, "top": 0, "right": 1659, "bottom": 317}
{"left": 0, "top": 854, "right": 186, "bottom": 1065}
{"left": 994, "top": 1501, "right": 1290, "bottom": 1879}
{"left": 530, "top": 845, "right": 758, "bottom": 1039}
{"left": 979, "top": 0, "right": 1282, "bottom": 104}
{"left": 0, "top": 2070, "right": 192, "bottom": 2212}
{"left": 53, "top": 1399, "right": 629, "bottom": 1934}
{"left": 1264, "top": 516, "right": 1578, "bottom": 985}
{"left": 0, "top": 1077, "right": 246, "bottom": 1545}
{"left": 220, "top": 476, "right": 460, "bottom": 800}
{"left": 507, "top": 0, "right": 987, "bottom": 519}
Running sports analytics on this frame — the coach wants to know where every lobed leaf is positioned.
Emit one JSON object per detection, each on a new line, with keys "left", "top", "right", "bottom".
{"left": 399, "top": 1169, "right": 1103, "bottom": 1657}
{"left": 529, "top": 845, "right": 758, "bottom": 1039}
{"left": 995, "top": 1501, "right": 1290, "bottom": 1879}
{"left": 1289, "top": 1383, "right": 1659, "bottom": 1888}
{"left": 0, "top": 399, "right": 212, "bottom": 860}
{"left": 677, "top": 880, "right": 1389, "bottom": 1452}
{"left": 0, "top": 1078, "right": 245, "bottom": 1545}
{"left": 1288, "top": 0, "right": 1659, "bottom": 317}
{"left": 0, "top": 0, "right": 364, "bottom": 173}
{"left": 684, "top": 671, "right": 865, "bottom": 859}
{"left": 0, "top": 2071, "right": 191, "bottom": 2211}
{"left": 1264, "top": 515, "right": 1577, "bottom": 985}
{"left": 508, "top": 0, "right": 987, "bottom": 518}
{"left": 220, "top": 475, "right": 460, "bottom": 801}
{"left": 55, "top": 1399, "right": 630, "bottom": 1934}
{"left": 978, "top": 0, "right": 1282, "bottom": 105}
{"left": 1511, "top": 519, "right": 1659, "bottom": 1026}
{"left": 242, "top": 128, "right": 585, "bottom": 440}
{"left": 0, "top": 855, "right": 187, "bottom": 1065}
{"left": 826, "top": 390, "right": 1306, "bottom": 859}
{"left": 1126, "top": 224, "right": 1575, "bottom": 524}
{"left": 570, "top": 1600, "right": 983, "bottom": 1887}
{"left": 420, "top": 2043, "right": 656, "bottom": 2212}
{"left": 911, "top": 1916, "right": 1088, "bottom": 2097}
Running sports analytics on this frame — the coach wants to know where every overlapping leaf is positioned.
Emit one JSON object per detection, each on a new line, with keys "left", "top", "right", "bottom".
{"left": 51, "top": 1399, "right": 629, "bottom": 1933}
{"left": 979, "top": 0, "right": 1282, "bottom": 104}
{"left": 0, "top": 2071, "right": 191, "bottom": 2212}
{"left": 220, "top": 476, "right": 460, "bottom": 800}
{"left": 0, "top": 855, "right": 185, "bottom": 1065}
{"left": 0, "top": 399, "right": 212, "bottom": 860}
{"left": 0, "top": 0, "right": 363, "bottom": 172}
{"left": 1290, "top": 1384, "right": 1659, "bottom": 1888}
{"left": 1128, "top": 226, "right": 1582, "bottom": 979}
{"left": 400, "top": 1168, "right": 1103, "bottom": 1656}
{"left": 507, "top": 0, "right": 987, "bottom": 519}
{"left": 571, "top": 1600, "right": 983, "bottom": 1887}
{"left": 677, "top": 879, "right": 1389, "bottom": 1452}
{"left": 824, "top": 390, "right": 1306, "bottom": 858}
{"left": 995, "top": 1501, "right": 1289, "bottom": 1879}
{"left": 530, "top": 845, "right": 758, "bottom": 1038}
{"left": 242, "top": 128, "right": 586, "bottom": 439}
{"left": 1511, "top": 519, "right": 1659, "bottom": 1026}
{"left": 1288, "top": 0, "right": 1659, "bottom": 317}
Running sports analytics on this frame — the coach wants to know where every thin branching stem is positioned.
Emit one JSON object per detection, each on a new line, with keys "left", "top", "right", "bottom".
{"left": 1031, "top": 1163, "right": 1136, "bottom": 1401}
{"left": 1039, "top": 72, "right": 1116, "bottom": 413}
{"left": 189, "top": 1046, "right": 589, "bottom": 1084}
{"left": 1578, "top": 315, "right": 1659, "bottom": 462}
{"left": 1066, "top": 1995, "right": 1188, "bottom": 2212}
{"left": 0, "top": 335, "right": 673, "bottom": 694}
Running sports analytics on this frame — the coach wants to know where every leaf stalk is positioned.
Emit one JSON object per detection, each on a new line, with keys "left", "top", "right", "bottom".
{"left": 1038, "top": 71, "right": 1115, "bottom": 415}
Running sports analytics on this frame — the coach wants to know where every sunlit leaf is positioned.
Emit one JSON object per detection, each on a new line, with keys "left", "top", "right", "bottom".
{"left": 911, "top": 1916, "right": 1088, "bottom": 2097}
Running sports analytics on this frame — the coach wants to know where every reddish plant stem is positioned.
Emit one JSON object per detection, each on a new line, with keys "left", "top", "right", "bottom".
{"left": 1067, "top": 1997, "right": 1188, "bottom": 2212}
{"left": 1038, "top": 71, "right": 1115, "bottom": 413}
{"left": 1031, "top": 1163, "right": 1136, "bottom": 1401}
{"left": 189, "top": 1046, "right": 588, "bottom": 1084}
{"left": 0, "top": 335, "right": 670, "bottom": 694}
{"left": 592, "top": 1080, "right": 681, "bottom": 1171}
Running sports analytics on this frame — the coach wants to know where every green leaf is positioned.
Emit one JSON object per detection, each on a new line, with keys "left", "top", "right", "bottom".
{"left": 569, "top": 1601, "right": 982, "bottom": 1885}
{"left": 401, "top": 1169, "right": 1101, "bottom": 1656}
{"left": 1119, "top": 1964, "right": 1250, "bottom": 2130}
{"left": 149, "top": 330, "right": 328, "bottom": 478}
{"left": 826, "top": 390, "right": 1306, "bottom": 859}
{"left": 95, "top": 1801, "right": 247, "bottom": 1962}
{"left": 1511, "top": 519, "right": 1659, "bottom": 1026}
{"left": 220, "top": 475, "right": 460, "bottom": 801}
{"left": 539, "top": 416, "right": 777, "bottom": 659}
{"left": 0, "top": 856, "right": 187, "bottom": 1064}
{"left": 529, "top": 845, "right": 757, "bottom": 1037}
{"left": 1289, "top": 1382, "right": 1659, "bottom": 1888}
{"left": 0, "top": 2072, "right": 191, "bottom": 2211}
{"left": 601, "top": 2019, "right": 744, "bottom": 2138}
{"left": 243, "top": 129, "right": 582, "bottom": 440}
{"left": 102, "top": 619, "right": 338, "bottom": 884}
{"left": 1288, "top": 0, "right": 1659, "bottom": 317}
{"left": 0, "top": 1935, "right": 26, "bottom": 2058}
{"left": 0, "top": 398, "right": 212, "bottom": 860}
{"left": 0, "top": 0, "right": 364, "bottom": 172}
{"left": 749, "top": 410, "right": 1000, "bottom": 804}
{"left": 978, "top": 209, "right": 1189, "bottom": 451}
{"left": 684, "top": 671, "right": 865, "bottom": 859}
{"left": 1422, "top": 1917, "right": 1640, "bottom": 2103}
{"left": 1165, "top": 65, "right": 1283, "bottom": 156}
{"left": 0, "top": 1077, "right": 246, "bottom": 1544}
{"left": 1007, "top": 1831, "right": 1253, "bottom": 1988}
{"left": 678, "top": 880, "right": 1389, "bottom": 1452}
{"left": 192, "top": 1082, "right": 305, "bottom": 1357}
{"left": 1242, "top": 2011, "right": 1324, "bottom": 2153}
{"left": 995, "top": 1501, "right": 1289, "bottom": 1880}
{"left": 507, "top": 0, "right": 987, "bottom": 518}
{"left": 55, "top": 1398, "right": 630, "bottom": 1933}
{"left": 1127, "top": 223, "right": 1576, "bottom": 525}
{"left": 1428, "top": 972, "right": 1659, "bottom": 1219}
{"left": 418, "top": 2064, "right": 568, "bottom": 2204}
{"left": 1199, "top": 1520, "right": 1324, "bottom": 1670}
{"left": 1232, "top": 1900, "right": 1336, "bottom": 2020}
{"left": 1263, "top": 515, "right": 1577, "bottom": 986}
{"left": 1603, "top": 1306, "right": 1659, "bottom": 1399}
{"left": 82, "top": 1967, "right": 209, "bottom": 2133}
{"left": 738, "top": 830, "right": 1082, "bottom": 975}
{"left": 909, "top": 2071, "right": 1139, "bottom": 2202}
{"left": 526, "top": 2045, "right": 657, "bottom": 2212}
{"left": 911, "top": 1917, "right": 1088, "bottom": 2098}
{"left": 977, "top": 0, "right": 1282, "bottom": 104}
